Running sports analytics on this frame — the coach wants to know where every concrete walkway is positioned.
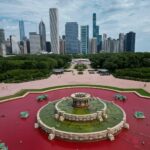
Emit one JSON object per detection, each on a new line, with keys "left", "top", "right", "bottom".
{"left": 0, "top": 72, "right": 149, "bottom": 97}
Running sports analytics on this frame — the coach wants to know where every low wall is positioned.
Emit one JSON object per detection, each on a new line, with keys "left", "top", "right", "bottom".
{"left": 37, "top": 101, "right": 127, "bottom": 141}
{"left": 55, "top": 97, "right": 107, "bottom": 121}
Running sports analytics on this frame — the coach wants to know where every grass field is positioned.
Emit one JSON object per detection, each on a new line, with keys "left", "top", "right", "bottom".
{"left": 39, "top": 102, "right": 123, "bottom": 133}
{"left": 0, "top": 84, "right": 149, "bottom": 101}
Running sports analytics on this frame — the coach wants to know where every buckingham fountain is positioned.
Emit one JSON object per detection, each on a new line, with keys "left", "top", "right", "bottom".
{"left": 35, "top": 92, "right": 129, "bottom": 142}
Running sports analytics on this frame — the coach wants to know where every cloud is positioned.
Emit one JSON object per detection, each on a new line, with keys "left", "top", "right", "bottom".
{"left": 0, "top": 0, "right": 150, "bottom": 52}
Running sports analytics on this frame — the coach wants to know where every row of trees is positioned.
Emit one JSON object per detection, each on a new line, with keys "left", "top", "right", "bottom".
{"left": 0, "top": 54, "right": 71, "bottom": 83}
{"left": 88, "top": 52, "right": 150, "bottom": 81}
{"left": 89, "top": 52, "right": 150, "bottom": 71}
{"left": 114, "top": 68, "right": 150, "bottom": 82}
{"left": 0, "top": 52, "right": 149, "bottom": 82}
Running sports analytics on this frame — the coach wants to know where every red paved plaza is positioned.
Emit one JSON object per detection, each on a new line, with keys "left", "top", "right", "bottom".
{"left": 0, "top": 87, "right": 150, "bottom": 150}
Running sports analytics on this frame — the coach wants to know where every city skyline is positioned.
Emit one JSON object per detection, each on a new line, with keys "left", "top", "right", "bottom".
{"left": 0, "top": 0, "right": 150, "bottom": 52}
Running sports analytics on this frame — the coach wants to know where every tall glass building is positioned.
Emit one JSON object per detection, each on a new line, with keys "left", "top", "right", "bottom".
{"left": 81, "top": 25, "right": 89, "bottom": 54}
{"left": 39, "top": 20, "right": 46, "bottom": 51}
{"left": 93, "top": 13, "right": 101, "bottom": 52}
{"left": 97, "top": 35, "right": 102, "bottom": 52}
{"left": 93, "top": 13, "right": 97, "bottom": 37}
{"left": 0, "top": 29, "right": 5, "bottom": 45}
{"left": 125, "top": 32, "right": 136, "bottom": 52}
{"left": 49, "top": 8, "right": 60, "bottom": 54}
{"left": 19, "top": 20, "right": 25, "bottom": 41}
{"left": 65, "top": 22, "right": 79, "bottom": 54}
{"left": 93, "top": 13, "right": 99, "bottom": 39}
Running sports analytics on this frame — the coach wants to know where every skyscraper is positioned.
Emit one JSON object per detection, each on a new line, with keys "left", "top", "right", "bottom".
{"left": 46, "top": 42, "right": 51, "bottom": 52}
{"left": 19, "top": 20, "right": 25, "bottom": 41}
{"left": 119, "top": 33, "right": 125, "bottom": 52}
{"left": 59, "top": 38, "right": 65, "bottom": 54}
{"left": 0, "top": 29, "right": 5, "bottom": 45}
{"left": 93, "top": 13, "right": 97, "bottom": 37}
{"left": 23, "top": 40, "right": 28, "bottom": 54}
{"left": 107, "top": 37, "right": 111, "bottom": 53}
{"left": 93, "top": 13, "right": 100, "bottom": 49}
{"left": 125, "top": 32, "right": 136, "bottom": 52}
{"left": 29, "top": 32, "right": 41, "bottom": 54}
{"left": 113, "top": 39, "right": 119, "bottom": 53}
{"left": 97, "top": 35, "right": 102, "bottom": 52}
{"left": 49, "top": 8, "right": 59, "bottom": 54}
{"left": 10, "top": 35, "right": 20, "bottom": 54}
{"left": 0, "top": 43, "right": 6, "bottom": 57}
{"left": 81, "top": 25, "right": 89, "bottom": 54}
{"left": 102, "top": 34, "right": 107, "bottom": 52}
{"left": 90, "top": 38, "right": 97, "bottom": 54}
{"left": 65, "top": 22, "right": 79, "bottom": 54}
{"left": 39, "top": 20, "right": 46, "bottom": 51}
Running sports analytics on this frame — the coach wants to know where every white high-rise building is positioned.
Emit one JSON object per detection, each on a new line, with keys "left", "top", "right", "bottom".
{"left": 29, "top": 32, "right": 41, "bottom": 54}
{"left": 119, "top": 33, "right": 125, "bottom": 52}
{"left": 0, "top": 43, "right": 6, "bottom": 56}
{"left": 102, "top": 33, "right": 107, "bottom": 52}
{"left": 59, "top": 38, "right": 65, "bottom": 54}
{"left": 10, "top": 35, "right": 20, "bottom": 54}
{"left": 90, "top": 38, "right": 97, "bottom": 54}
{"left": 107, "top": 37, "right": 111, "bottom": 53}
{"left": 113, "top": 39, "right": 119, "bottom": 53}
{"left": 49, "top": 8, "right": 60, "bottom": 54}
{"left": 23, "top": 40, "right": 28, "bottom": 54}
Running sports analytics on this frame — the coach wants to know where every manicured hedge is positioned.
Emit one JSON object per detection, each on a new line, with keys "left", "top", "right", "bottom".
{"left": 74, "top": 64, "right": 87, "bottom": 71}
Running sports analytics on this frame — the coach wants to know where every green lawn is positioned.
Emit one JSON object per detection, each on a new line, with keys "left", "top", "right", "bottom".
{"left": 0, "top": 84, "right": 149, "bottom": 101}
{"left": 39, "top": 102, "right": 123, "bottom": 133}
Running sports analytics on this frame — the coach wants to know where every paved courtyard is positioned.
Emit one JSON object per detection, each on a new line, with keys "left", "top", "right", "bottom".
{"left": 0, "top": 87, "right": 150, "bottom": 150}
{"left": 0, "top": 71, "right": 149, "bottom": 97}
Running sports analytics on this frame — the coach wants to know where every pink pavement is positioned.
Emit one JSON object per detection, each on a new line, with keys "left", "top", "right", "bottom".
{"left": 0, "top": 87, "right": 150, "bottom": 150}
{"left": 0, "top": 72, "right": 149, "bottom": 97}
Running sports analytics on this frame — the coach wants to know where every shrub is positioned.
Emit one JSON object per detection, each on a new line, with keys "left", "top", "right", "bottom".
{"left": 78, "top": 71, "right": 83, "bottom": 75}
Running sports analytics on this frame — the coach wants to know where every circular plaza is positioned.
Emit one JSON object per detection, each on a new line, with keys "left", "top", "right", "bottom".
{"left": 0, "top": 85, "right": 150, "bottom": 150}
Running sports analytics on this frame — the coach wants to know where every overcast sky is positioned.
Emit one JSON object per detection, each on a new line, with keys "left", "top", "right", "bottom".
{"left": 0, "top": 0, "right": 150, "bottom": 52}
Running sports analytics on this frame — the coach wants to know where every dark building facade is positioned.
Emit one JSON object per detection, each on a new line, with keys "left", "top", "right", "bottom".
{"left": 125, "top": 32, "right": 136, "bottom": 52}
{"left": 39, "top": 20, "right": 46, "bottom": 51}
{"left": 46, "top": 41, "right": 51, "bottom": 52}
{"left": 93, "top": 13, "right": 99, "bottom": 39}
{"left": 97, "top": 35, "right": 102, "bottom": 52}
{"left": 26, "top": 39, "right": 30, "bottom": 54}
{"left": 0, "top": 29, "right": 5, "bottom": 45}
{"left": 93, "top": 13, "right": 102, "bottom": 52}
